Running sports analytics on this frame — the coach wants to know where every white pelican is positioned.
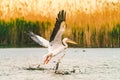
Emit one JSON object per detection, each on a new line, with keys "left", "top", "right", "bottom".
{"left": 27, "top": 10, "right": 77, "bottom": 65}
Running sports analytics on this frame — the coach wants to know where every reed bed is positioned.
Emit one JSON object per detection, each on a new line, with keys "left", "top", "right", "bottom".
{"left": 0, "top": 17, "right": 119, "bottom": 48}
{"left": 0, "top": 1, "right": 120, "bottom": 48}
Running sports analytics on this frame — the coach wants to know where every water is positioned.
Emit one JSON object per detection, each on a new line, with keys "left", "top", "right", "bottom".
{"left": 0, "top": 48, "right": 120, "bottom": 80}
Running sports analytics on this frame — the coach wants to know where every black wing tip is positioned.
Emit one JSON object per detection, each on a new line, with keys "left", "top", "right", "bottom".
{"left": 25, "top": 31, "right": 35, "bottom": 37}
{"left": 57, "top": 10, "right": 66, "bottom": 22}
{"left": 49, "top": 10, "right": 66, "bottom": 42}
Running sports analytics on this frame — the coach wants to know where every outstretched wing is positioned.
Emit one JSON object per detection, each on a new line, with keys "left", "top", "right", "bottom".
{"left": 27, "top": 31, "right": 49, "bottom": 47}
{"left": 49, "top": 10, "right": 66, "bottom": 51}
{"left": 50, "top": 10, "right": 66, "bottom": 42}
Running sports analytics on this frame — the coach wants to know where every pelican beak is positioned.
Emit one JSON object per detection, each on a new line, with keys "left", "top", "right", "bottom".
{"left": 67, "top": 39, "right": 78, "bottom": 44}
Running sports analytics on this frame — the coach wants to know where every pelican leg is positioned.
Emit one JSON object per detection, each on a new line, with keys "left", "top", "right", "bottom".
{"left": 55, "top": 54, "right": 65, "bottom": 73}
{"left": 44, "top": 54, "right": 53, "bottom": 64}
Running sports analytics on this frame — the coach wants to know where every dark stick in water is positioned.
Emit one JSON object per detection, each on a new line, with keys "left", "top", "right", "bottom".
{"left": 55, "top": 54, "right": 65, "bottom": 73}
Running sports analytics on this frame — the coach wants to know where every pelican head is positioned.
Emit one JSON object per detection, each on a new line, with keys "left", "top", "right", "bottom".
{"left": 62, "top": 38, "right": 77, "bottom": 47}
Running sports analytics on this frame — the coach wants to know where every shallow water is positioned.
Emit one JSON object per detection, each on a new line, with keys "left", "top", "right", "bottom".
{"left": 0, "top": 48, "right": 120, "bottom": 80}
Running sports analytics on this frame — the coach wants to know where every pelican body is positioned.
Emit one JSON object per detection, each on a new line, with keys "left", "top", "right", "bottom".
{"left": 27, "top": 10, "right": 77, "bottom": 64}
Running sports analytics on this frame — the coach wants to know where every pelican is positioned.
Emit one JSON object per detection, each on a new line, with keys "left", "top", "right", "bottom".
{"left": 27, "top": 10, "right": 77, "bottom": 65}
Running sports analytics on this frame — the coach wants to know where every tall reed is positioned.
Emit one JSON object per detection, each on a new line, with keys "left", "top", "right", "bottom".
{"left": 0, "top": 1, "right": 120, "bottom": 47}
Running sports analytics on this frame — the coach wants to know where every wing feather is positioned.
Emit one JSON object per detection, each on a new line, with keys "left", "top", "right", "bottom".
{"left": 50, "top": 10, "right": 66, "bottom": 42}
{"left": 27, "top": 31, "right": 49, "bottom": 47}
{"left": 49, "top": 10, "right": 66, "bottom": 52}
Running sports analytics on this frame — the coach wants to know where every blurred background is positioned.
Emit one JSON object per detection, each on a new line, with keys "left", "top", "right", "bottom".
{"left": 0, "top": 0, "right": 119, "bottom": 48}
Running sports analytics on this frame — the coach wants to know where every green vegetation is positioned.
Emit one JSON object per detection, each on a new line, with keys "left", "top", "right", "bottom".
{"left": 0, "top": 18, "right": 119, "bottom": 48}
{"left": 0, "top": 18, "right": 51, "bottom": 48}
{"left": 69, "top": 24, "right": 119, "bottom": 48}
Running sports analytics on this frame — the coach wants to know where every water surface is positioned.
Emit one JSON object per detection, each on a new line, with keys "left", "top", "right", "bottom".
{"left": 0, "top": 48, "right": 120, "bottom": 80}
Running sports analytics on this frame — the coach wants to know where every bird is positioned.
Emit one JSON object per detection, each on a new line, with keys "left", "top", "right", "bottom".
{"left": 27, "top": 10, "right": 77, "bottom": 65}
